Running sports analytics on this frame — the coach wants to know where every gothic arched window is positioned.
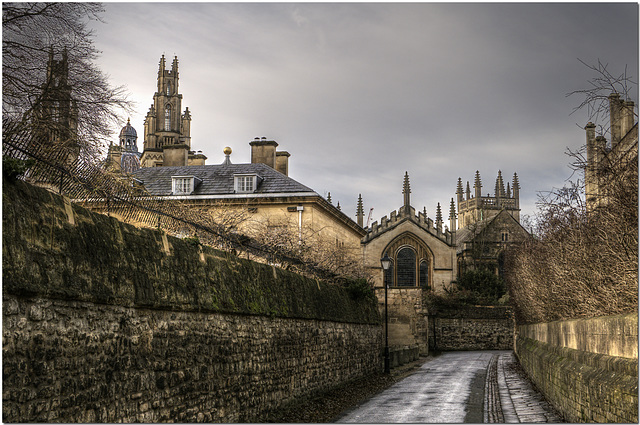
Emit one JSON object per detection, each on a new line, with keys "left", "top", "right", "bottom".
{"left": 167, "top": 81, "right": 172, "bottom": 95}
{"left": 420, "top": 260, "right": 429, "bottom": 288}
{"left": 396, "top": 247, "right": 416, "bottom": 287}
{"left": 164, "top": 105, "right": 171, "bottom": 131}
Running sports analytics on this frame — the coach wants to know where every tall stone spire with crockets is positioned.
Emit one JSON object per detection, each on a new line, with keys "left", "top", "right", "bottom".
{"left": 449, "top": 198, "right": 457, "bottom": 232}
{"left": 456, "top": 178, "right": 464, "bottom": 203}
{"left": 356, "top": 194, "right": 364, "bottom": 227}
{"left": 474, "top": 170, "right": 482, "bottom": 203}
{"left": 402, "top": 171, "right": 411, "bottom": 212}
{"left": 435, "top": 202, "right": 443, "bottom": 233}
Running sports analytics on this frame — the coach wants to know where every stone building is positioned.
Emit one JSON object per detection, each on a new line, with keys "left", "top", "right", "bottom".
{"left": 29, "top": 48, "right": 79, "bottom": 166}
{"left": 91, "top": 55, "right": 364, "bottom": 261}
{"left": 140, "top": 55, "right": 207, "bottom": 168}
{"left": 455, "top": 170, "right": 530, "bottom": 276}
{"left": 585, "top": 93, "right": 638, "bottom": 211}
{"left": 360, "top": 172, "right": 456, "bottom": 354}
{"left": 106, "top": 119, "right": 142, "bottom": 173}
{"left": 362, "top": 170, "right": 529, "bottom": 354}
{"left": 98, "top": 141, "right": 366, "bottom": 258}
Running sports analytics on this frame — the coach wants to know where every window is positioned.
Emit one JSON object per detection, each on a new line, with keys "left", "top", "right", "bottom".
{"left": 166, "top": 81, "right": 172, "bottom": 95}
{"left": 501, "top": 231, "right": 509, "bottom": 242}
{"left": 396, "top": 247, "right": 416, "bottom": 287}
{"left": 234, "top": 174, "right": 261, "bottom": 193}
{"left": 164, "top": 105, "right": 171, "bottom": 131}
{"left": 172, "top": 176, "right": 194, "bottom": 195}
{"left": 419, "top": 260, "right": 429, "bottom": 288}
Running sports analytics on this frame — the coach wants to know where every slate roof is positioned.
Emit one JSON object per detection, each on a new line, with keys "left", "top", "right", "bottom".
{"left": 132, "top": 163, "right": 318, "bottom": 197}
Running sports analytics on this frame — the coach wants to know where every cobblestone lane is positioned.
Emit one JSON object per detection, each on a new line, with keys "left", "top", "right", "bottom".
{"left": 335, "top": 350, "right": 563, "bottom": 423}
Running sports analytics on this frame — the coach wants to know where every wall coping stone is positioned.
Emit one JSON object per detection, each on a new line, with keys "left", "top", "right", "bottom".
{"left": 517, "top": 313, "right": 638, "bottom": 359}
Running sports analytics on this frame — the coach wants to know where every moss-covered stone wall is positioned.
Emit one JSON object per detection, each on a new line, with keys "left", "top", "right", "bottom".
{"left": 515, "top": 317, "right": 638, "bottom": 423}
{"left": 2, "top": 178, "right": 382, "bottom": 422}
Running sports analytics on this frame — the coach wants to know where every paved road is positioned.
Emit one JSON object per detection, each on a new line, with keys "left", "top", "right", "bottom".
{"left": 335, "top": 350, "right": 562, "bottom": 423}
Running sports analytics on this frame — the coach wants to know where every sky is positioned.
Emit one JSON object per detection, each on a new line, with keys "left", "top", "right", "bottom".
{"left": 89, "top": 2, "right": 638, "bottom": 228}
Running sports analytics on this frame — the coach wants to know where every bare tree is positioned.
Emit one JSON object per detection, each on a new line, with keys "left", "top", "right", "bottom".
{"left": 506, "top": 60, "right": 638, "bottom": 324}
{"left": 3, "top": 2, "right": 131, "bottom": 159}
{"left": 567, "top": 58, "right": 637, "bottom": 137}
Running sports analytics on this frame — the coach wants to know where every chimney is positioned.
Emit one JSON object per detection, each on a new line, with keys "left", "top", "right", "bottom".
{"left": 250, "top": 137, "right": 278, "bottom": 169}
{"left": 162, "top": 143, "right": 189, "bottom": 166}
{"left": 621, "top": 100, "right": 635, "bottom": 140}
{"left": 609, "top": 93, "right": 623, "bottom": 149}
{"left": 275, "top": 151, "right": 290, "bottom": 176}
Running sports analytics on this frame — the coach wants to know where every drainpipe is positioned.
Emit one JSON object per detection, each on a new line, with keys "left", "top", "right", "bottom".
{"left": 297, "top": 205, "right": 304, "bottom": 245}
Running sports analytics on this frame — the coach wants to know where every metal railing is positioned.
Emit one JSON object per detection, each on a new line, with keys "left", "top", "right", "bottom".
{"left": 2, "top": 121, "right": 335, "bottom": 280}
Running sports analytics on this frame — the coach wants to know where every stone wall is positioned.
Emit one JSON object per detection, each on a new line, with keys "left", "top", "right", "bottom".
{"left": 430, "top": 306, "right": 514, "bottom": 351}
{"left": 2, "top": 178, "right": 382, "bottom": 422}
{"left": 515, "top": 314, "right": 638, "bottom": 423}
{"left": 374, "top": 288, "right": 429, "bottom": 355}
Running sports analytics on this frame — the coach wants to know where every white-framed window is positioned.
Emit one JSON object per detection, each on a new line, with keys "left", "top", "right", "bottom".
{"left": 234, "top": 174, "right": 260, "bottom": 193}
{"left": 172, "top": 176, "right": 194, "bottom": 195}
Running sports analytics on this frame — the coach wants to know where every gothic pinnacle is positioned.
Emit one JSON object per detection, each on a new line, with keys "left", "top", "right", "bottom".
{"left": 356, "top": 194, "right": 364, "bottom": 227}
{"left": 512, "top": 172, "right": 520, "bottom": 191}
{"left": 474, "top": 170, "right": 482, "bottom": 189}
{"left": 495, "top": 170, "right": 505, "bottom": 198}
{"left": 402, "top": 171, "right": 411, "bottom": 208}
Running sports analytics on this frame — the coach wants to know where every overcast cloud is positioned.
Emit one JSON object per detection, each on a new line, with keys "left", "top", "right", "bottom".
{"left": 90, "top": 3, "right": 638, "bottom": 226}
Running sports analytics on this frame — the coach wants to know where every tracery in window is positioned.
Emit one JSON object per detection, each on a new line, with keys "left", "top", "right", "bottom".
{"left": 164, "top": 105, "right": 171, "bottom": 131}
{"left": 396, "top": 247, "right": 416, "bottom": 287}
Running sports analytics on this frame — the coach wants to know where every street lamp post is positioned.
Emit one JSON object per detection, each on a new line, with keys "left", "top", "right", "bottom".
{"left": 380, "top": 253, "right": 391, "bottom": 374}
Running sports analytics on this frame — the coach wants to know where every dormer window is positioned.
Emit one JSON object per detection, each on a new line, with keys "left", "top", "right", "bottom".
{"left": 172, "top": 175, "right": 200, "bottom": 195}
{"left": 234, "top": 174, "right": 261, "bottom": 193}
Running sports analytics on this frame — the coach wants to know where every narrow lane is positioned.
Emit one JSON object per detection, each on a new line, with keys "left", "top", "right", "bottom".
{"left": 336, "top": 351, "right": 496, "bottom": 423}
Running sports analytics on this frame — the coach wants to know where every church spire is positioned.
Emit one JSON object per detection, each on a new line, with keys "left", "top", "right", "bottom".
{"left": 356, "top": 194, "right": 364, "bottom": 227}
{"left": 402, "top": 171, "right": 411, "bottom": 210}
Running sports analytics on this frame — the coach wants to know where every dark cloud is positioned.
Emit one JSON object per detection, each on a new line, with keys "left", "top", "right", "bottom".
{"left": 92, "top": 3, "right": 638, "bottom": 224}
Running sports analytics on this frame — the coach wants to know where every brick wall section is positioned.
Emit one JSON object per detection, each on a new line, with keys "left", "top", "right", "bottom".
{"left": 2, "top": 178, "right": 382, "bottom": 422}
{"left": 431, "top": 307, "right": 514, "bottom": 351}
{"left": 516, "top": 335, "right": 638, "bottom": 423}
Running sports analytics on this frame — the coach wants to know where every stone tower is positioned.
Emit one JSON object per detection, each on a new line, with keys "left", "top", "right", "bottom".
{"left": 107, "top": 119, "right": 141, "bottom": 173}
{"left": 456, "top": 170, "right": 521, "bottom": 228}
{"left": 32, "top": 47, "right": 79, "bottom": 163}
{"left": 141, "top": 55, "right": 205, "bottom": 167}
